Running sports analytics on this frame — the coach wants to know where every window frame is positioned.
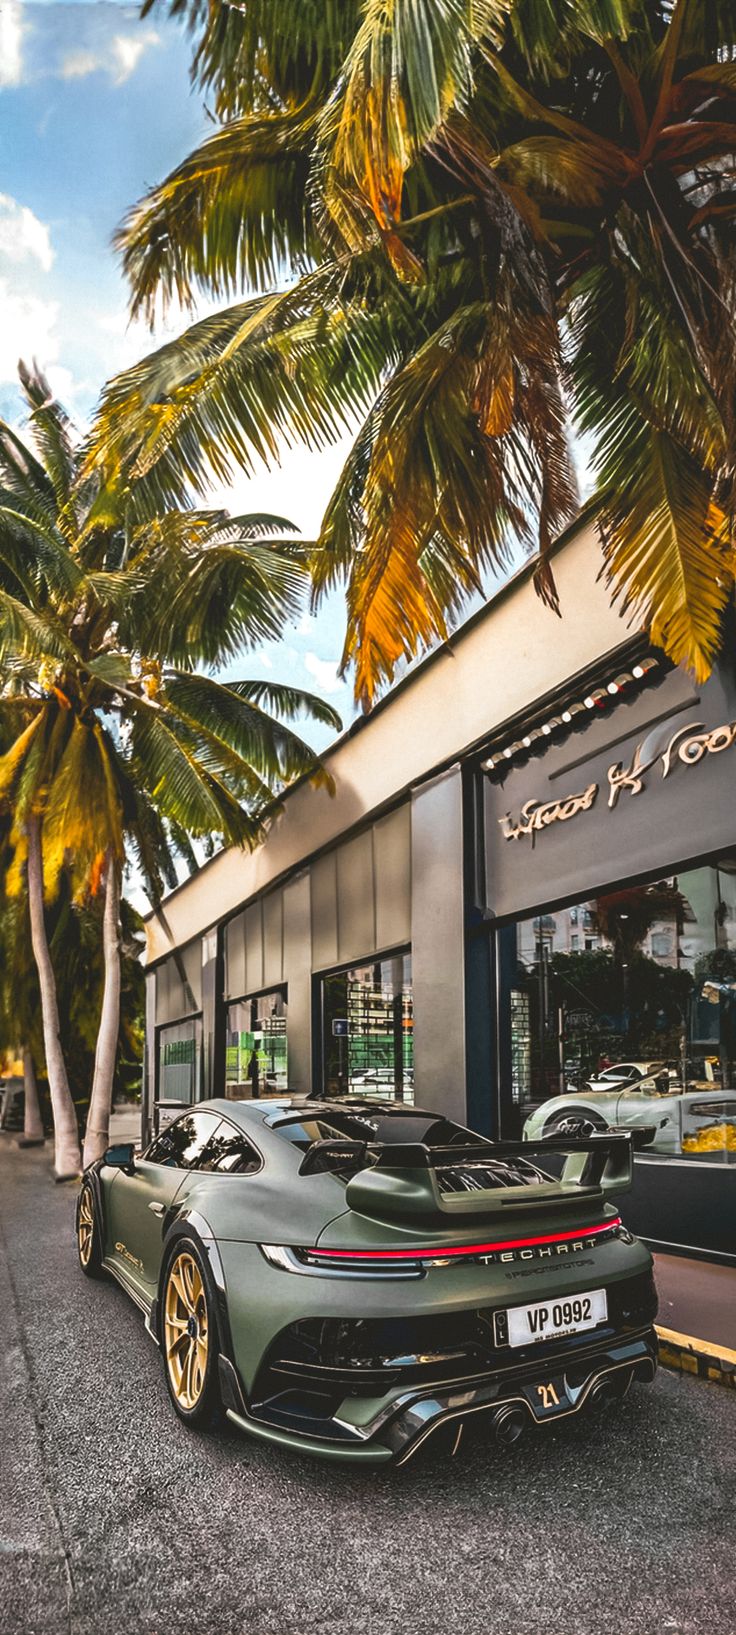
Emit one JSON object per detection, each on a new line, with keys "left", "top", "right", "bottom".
{"left": 154, "top": 1011, "right": 204, "bottom": 1125}
{"left": 197, "top": 1114, "right": 264, "bottom": 1177}
{"left": 145, "top": 1110, "right": 264, "bottom": 1175}
{"left": 143, "top": 1106, "right": 223, "bottom": 1170}
{"left": 315, "top": 944, "right": 413, "bottom": 1100}
{"left": 225, "top": 982, "right": 289, "bottom": 1100}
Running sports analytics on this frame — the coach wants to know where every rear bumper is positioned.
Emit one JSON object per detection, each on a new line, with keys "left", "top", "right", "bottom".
{"left": 219, "top": 1327, "right": 658, "bottom": 1465}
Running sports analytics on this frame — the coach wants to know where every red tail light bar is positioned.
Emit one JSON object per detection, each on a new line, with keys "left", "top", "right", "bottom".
{"left": 306, "top": 1217, "right": 623, "bottom": 1265}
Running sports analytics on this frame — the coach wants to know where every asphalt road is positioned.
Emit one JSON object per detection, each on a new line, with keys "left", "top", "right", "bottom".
{"left": 1, "top": 1137, "right": 735, "bottom": 1635}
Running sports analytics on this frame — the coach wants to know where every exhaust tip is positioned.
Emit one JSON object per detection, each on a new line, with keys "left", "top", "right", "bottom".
{"left": 587, "top": 1370, "right": 632, "bottom": 1412}
{"left": 492, "top": 1404, "right": 527, "bottom": 1447}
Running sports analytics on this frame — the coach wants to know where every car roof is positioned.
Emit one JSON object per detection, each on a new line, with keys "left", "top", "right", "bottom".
{"left": 194, "top": 1096, "right": 438, "bottom": 1131}
{"left": 600, "top": 1061, "right": 661, "bottom": 1072}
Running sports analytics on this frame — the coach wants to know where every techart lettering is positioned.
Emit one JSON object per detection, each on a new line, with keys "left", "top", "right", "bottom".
{"left": 498, "top": 783, "right": 598, "bottom": 841}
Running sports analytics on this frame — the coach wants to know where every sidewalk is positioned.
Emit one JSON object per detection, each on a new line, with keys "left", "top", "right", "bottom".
{"left": 654, "top": 1250, "right": 736, "bottom": 1387}
{"left": 108, "top": 1104, "right": 141, "bottom": 1143}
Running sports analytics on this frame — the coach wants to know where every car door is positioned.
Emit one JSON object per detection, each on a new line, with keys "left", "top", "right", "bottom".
{"left": 105, "top": 1110, "right": 225, "bottom": 1295}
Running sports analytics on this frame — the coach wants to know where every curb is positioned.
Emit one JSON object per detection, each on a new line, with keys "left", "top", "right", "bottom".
{"left": 656, "top": 1324, "right": 736, "bottom": 1389}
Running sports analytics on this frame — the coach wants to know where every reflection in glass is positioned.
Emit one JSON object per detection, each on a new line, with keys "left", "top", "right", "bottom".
{"left": 147, "top": 1109, "right": 220, "bottom": 1167}
{"left": 510, "top": 860, "right": 736, "bottom": 1161}
{"left": 321, "top": 954, "right": 413, "bottom": 1101}
{"left": 226, "top": 990, "right": 288, "bottom": 1098}
{"left": 157, "top": 1017, "right": 202, "bottom": 1106}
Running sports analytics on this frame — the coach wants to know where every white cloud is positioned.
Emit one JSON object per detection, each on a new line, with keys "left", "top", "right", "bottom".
{"left": 0, "top": 1, "right": 25, "bottom": 88}
{"left": 0, "top": 276, "right": 59, "bottom": 385}
{"left": 0, "top": 193, "right": 54, "bottom": 272}
{"left": 60, "top": 28, "right": 159, "bottom": 86}
{"left": 304, "top": 653, "right": 342, "bottom": 695}
{"left": 112, "top": 30, "right": 159, "bottom": 84}
{"left": 59, "top": 48, "right": 99, "bottom": 80}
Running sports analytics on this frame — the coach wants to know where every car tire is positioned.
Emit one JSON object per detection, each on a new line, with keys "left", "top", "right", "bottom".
{"left": 77, "top": 1181, "right": 105, "bottom": 1279}
{"left": 543, "top": 1107, "right": 607, "bottom": 1137}
{"left": 160, "top": 1236, "right": 223, "bottom": 1430}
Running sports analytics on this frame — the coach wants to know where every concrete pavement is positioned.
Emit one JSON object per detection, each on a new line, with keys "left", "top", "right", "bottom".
{"left": 654, "top": 1252, "right": 736, "bottom": 1352}
{"left": 1, "top": 1134, "right": 735, "bottom": 1635}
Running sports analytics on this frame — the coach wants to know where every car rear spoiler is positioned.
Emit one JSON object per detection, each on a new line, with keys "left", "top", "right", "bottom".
{"left": 300, "top": 1130, "right": 639, "bottom": 1223}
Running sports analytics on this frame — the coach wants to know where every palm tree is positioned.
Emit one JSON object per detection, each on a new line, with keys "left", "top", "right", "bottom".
{"left": 0, "top": 900, "right": 44, "bottom": 1145}
{"left": 0, "top": 363, "right": 340, "bottom": 1176}
{"left": 88, "top": 0, "right": 736, "bottom": 709}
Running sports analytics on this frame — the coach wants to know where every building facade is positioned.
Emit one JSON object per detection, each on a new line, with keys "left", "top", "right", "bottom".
{"left": 143, "top": 515, "right": 736, "bottom": 1262}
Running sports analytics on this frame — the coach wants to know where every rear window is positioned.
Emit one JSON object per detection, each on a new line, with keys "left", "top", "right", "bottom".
{"left": 271, "top": 1109, "right": 476, "bottom": 1150}
{"left": 270, "top": 1107, "right": 548, "bottom": 1190}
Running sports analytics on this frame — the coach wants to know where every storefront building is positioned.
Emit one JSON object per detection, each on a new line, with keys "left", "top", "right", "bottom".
{"left": 143, "top": 514, "right": 736, "bottom": 1262}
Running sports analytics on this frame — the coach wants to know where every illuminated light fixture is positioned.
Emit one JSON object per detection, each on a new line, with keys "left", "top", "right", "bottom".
{"left": 308, "top": 1217, "right": 623, "bottom": 1263}
{"left": 481, "top": 654, "right": 662, "bottom": 777}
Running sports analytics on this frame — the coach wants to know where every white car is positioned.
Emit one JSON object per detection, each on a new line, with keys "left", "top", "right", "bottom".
{"left": 523, "top": 1074, "right": 736, "bottom": 1155}
{"left": 568, "top": 1061, "right": 670, "bottom": 1094}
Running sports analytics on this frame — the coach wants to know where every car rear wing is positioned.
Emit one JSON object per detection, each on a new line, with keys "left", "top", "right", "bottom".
{"left": 301, "top": 1130, "right": 639, "bottom": 1222}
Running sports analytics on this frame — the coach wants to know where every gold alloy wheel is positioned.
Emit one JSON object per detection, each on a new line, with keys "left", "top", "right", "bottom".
{"left": 164, "top": 1251, "right": 209, "bottom": 1411}
{"left": 78, "top": 1187, "right": 94, "bottom": 1267}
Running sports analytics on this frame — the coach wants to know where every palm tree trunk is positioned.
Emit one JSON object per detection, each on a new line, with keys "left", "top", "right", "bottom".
{"left": 83, "top": 852, "right": 121, "bottom": 1168}
{"left": 21, "top": 1046, "right": 44, "bottom": 1144}
{"left": 26, "top": 814, "right": 82, "bottom": 1179}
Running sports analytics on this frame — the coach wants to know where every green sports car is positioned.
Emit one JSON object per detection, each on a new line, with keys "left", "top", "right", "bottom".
{"left": 76, "top": 1097, "right": 658, "bottom": 1465}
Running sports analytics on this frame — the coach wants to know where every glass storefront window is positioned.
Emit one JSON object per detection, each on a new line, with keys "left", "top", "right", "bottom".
{"left": 321, "top": 953, "right": 413, "bottom": 1101}
{"left": 157, "top": 1017, "right": 202, "bottom": 1106}
{"left": 507, "top": 860, "right": 736, "bottom": 1160}
{"left": 226, "top": 990, "right": 288, "bottom": 1099}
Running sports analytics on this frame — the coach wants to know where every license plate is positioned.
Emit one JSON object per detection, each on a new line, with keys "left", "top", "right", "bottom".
{"left": 507, "top": 1288, "right": 607, "bottom": 1347}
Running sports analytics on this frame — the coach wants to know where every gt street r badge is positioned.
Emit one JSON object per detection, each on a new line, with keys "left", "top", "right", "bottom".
{"left": 115, "top": 1240, "right": 144, "bottom": 1272}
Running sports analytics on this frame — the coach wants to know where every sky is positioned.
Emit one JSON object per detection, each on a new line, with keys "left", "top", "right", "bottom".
{"left": 0, "top": 0, "right": 537, "bottom": 754}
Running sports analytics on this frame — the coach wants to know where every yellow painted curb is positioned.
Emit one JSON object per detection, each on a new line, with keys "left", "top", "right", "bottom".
{"left": 656, "top": 1324, "right": 736, "bottom": 1388}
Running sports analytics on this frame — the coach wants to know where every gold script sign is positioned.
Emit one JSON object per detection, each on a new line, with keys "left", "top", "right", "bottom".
{"left": 499, "top": 783, "right": 598, "bottom": 841}
{"left": 498, "top": 717, "right": 736, "bottom": 842}
{"left": 608, "top": 718, "right": 736, "bottom": 807}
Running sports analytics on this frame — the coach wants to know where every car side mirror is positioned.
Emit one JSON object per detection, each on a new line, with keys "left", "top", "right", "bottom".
{"left": 103, "top": 1142, "right": 136, "bottom": 1174}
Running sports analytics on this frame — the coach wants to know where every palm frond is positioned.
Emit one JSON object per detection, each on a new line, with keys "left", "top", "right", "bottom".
{"left": 88, "top": 274, "right": 397, "bottom": 510}
{"left": 599, "top": 420, "right": 733, "bottom": 680}
{"left": 141, "top": 0, "right": 360, "bottom": 120}
{"left": 128, "top": 537, "right": 308, "bottom": 667}
{"left": 0, "top": 587, "right": 74, "bottom": 666}
{"left": 162, "top": 668, "right": 332, "bottom": 784}
{"left": 117, "top": 107, "right": 322, "bottom": 324}
{"left": 42, "top": 719, "right": 124, "bottom": 898}
{"left": 0, "top": 422, "right": 58, "bottom": 531}
{"left": 130, "top": 704, "right": 265, "bottom": 847}
{"left": 226, "top": 678, "right": 342, "bottom": 731}
{"left": 18, "top": 363, "right": 79, "bottom": 523}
